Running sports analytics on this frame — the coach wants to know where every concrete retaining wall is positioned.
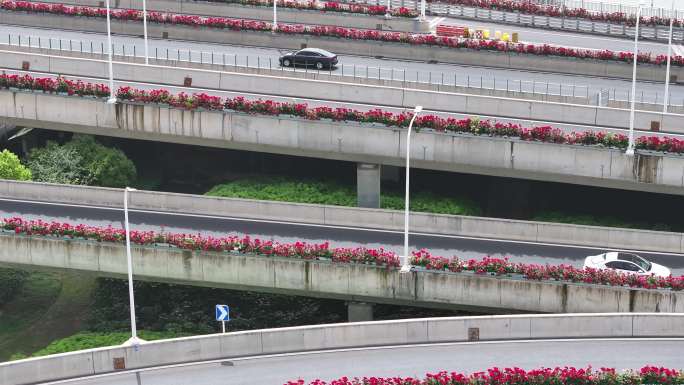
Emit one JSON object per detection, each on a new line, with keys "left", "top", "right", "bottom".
{"left": 1, "top": 233, "right": 683, "bottom": 314}
{"left": 1, "top": 91, "right": 683, "bottom": 196}
{"left": 1, "top": 49, "right": 681, "bottom": 132}
{"left": 3, "top": 179, "right": 684, "bottom": 254}
{"left": 32, "top": 0, "right": 430, "bottom": 32}
{"left": 2, "top": 313, "right": 682, "bottom": 385}
{"left": 0, "top": 10, "right": 680, "bottom": 82}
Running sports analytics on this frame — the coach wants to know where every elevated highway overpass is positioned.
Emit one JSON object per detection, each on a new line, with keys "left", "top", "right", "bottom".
{"left": 1, "top": 229, "right": 683, "bottom": 314}
{"left": 9, "top": 0, "right": 682, "bottom": 51}
{"left": 1, "top": 7, "right": 682, "bottom": 83}
{"left": 1, "top": 49, "right": 680, "bottom": 133}
{"left": 1, "top": 86, "right": 684, "bottom": 209}
{"left": 2, "top": 314, "right": 683, "bottom": 385}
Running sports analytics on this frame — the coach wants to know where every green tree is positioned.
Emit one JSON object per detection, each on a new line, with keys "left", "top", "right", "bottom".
{"left": 64, "top": 135, "right": 136, "bottom": 187}
{"left": 26, "top": 135, "right": 137, "bottom": 187}
{"left": 26, "top": 142, "right": 90, "bottom": 185}
{"left": 0, "top": 149, "right": 31, "bottom": 181}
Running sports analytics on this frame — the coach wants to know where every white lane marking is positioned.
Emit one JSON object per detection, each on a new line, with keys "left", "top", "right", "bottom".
{"left": 429, "top": 17, "right": 446, "bottom": 29}
{"left": 37, "top": 337, "right": 684, "bottom": 385}
{"left": 1, "top": 197, "right": 683, "bottom": 257}
{"left": 673, "top": 45, "right": 684, "bottom": 57}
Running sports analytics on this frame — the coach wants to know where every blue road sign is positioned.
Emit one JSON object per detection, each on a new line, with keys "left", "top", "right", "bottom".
{"left": 215, "top": 305, "right": 230, "bottom": 321}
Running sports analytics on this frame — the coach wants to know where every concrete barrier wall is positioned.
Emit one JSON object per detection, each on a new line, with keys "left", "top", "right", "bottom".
{"left": 32, "top": 0, "right": 430, "bottom": 32}
{"left": 1, "top": 49, "right": 681, "bottom": 132}
{"left": 2, "top": 91, "right": 683, "bottom": 195}
{"left": 3, "top": 179, "right": 684, "bottom": 254}
{"left": 1, "top": 233, "right": 682, "bottom": 314}
{"left": 2, "top": 313, "right": 682, "bottom": 385}
{"left": 0, "top": 10, "right": 680, "bottom": 83}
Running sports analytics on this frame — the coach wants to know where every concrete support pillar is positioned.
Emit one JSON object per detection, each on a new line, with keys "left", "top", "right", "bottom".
{"left": 381, "top": 165, "right": 400, "bottom": 183}
{"left": 347, "top": 302, "right": 374, "bottom": 322}
{"left": 357, "top": 163, "right": 381, "bottom": 208}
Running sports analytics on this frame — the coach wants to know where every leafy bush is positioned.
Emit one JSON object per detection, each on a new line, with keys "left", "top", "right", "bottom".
{"left": 26, "top": 142, "right": 90, "bottom": 185}
{"left": 205, "top": 177, "right": 481, "bottom": 216}
{"left": 23, "top": 331, "right": 189, "bottom": 358}
{"left": 0, "top": 149, "right": 31, "bottom": 180}
{"left": 66, "top": 135, "right": 137, "bottom": 187}
{"left": 26, "top": 135, "right": 136, "bottom": 187}
{"left": 0, "top": 268, "right": 29, "bottom": 305}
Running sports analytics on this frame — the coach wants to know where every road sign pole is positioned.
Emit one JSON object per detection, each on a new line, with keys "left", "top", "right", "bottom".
{"left": 216, "top": 304, "right": 230, "bottom": 332}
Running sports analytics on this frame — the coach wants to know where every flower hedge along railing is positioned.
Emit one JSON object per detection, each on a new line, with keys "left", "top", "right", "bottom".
{"left": 2, "top": 73, "right": 684, "bottom": 155}
{"left": 199, "top": 0, "right": 418, "bottom": 17}
{"left": 3, "top": 217, "right": 684, "bottom": 291}
{"left": 286, "top": 366, "right": 684, "bottom": 385}
{"left": 411, "top": 249, "right": 684, "bottom": 291}
{"left": 432, "top": 0, "right": 684, "bottom": 28}
{"left": 1, "top": 217, "right": 400, "bottom": 267}
{"left": 0, "top": 73, "right": 110, "bottom": 96}
{"left": 2, "top": 1, "right": 682, "bottom": 66}
{"left": 114, "top": 85, "right": 684, "bottom": 155}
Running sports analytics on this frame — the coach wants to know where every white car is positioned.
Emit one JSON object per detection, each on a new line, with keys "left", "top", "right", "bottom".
{"left": 584, "top": 252, "right": 671, "bottom": 277}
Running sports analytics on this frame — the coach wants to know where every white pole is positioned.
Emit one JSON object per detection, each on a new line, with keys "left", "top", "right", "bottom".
{"left": 124, "top": 187, "right": 141, "bottom": 346}
{"left": 400, "top": 106, "right": 422, "bottom": 274}
{"left": 222, "top": 321, "right": 226, "bottom": 333}
{"left": 420, "top": 0, "right": 426, "bottom": 21}
{"left": 626, "top": 5, "right": 641, "bottom": 156}
{"left": 663, "top": 0, "right": 674, "bottom": 114}
{"left": 105, "top": 0, "right": 116, "bottom": 104}
{"left": 385, "top": 0, "right": 391, "bottom": 19}
{"left": 272, "top": 0, "right": 277, "bottom": 31}
{"left": 143, "top": 0, "right": 149, "bottom": 65}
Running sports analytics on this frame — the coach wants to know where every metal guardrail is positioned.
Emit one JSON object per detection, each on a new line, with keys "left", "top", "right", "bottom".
{"left": 347, "top": 0, "right": 684, "bottom": 42}
{"left": 6, "top": 32, "right": 682, "bottom": 108}
{"left": 4, "top": 33, "right": 600, "bottom": 98}
{"left": 533, "top": 0, "right": 684, "bottom": 20}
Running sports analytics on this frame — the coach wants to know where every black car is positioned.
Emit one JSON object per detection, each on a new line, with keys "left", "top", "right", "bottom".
{"left": 279, "top": 48, "right": 338, "bottom": 69}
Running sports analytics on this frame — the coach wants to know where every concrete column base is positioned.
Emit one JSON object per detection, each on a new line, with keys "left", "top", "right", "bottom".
{"left": 347, "top": 302, "right": 374, "bottom": 322}
{"left": 357, "top": 163, "right": 381, "bottom": 208}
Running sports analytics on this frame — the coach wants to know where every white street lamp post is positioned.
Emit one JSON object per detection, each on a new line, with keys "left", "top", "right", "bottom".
{"left": 663, "top": 0, "right": 674, "bottom": 114}
{"left": 123, "top": 187, "right": 143, "bottom": 346}
{"left": 400, "top": 105, "right": 423, "bottom": 274}
{"left": 105, "top": 0, "right": 116, "bottom": 104}
{"left": 419, "top": 0, "right": 426, "bottom": 21}
{"left": 143, "top": 0, "right": 149, "bottom": 65}
{"left": 272, "top": 0, "right": 277, "bottom": 31}
{"left": 385, "top": 0, "right": 391, "bottom": 19}
{"left": 626, "top": 4, "right": 642, "bottom": 156}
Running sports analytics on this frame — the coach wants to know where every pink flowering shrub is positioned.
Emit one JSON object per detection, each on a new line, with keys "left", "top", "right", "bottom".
{"left": 1, "top": 73, "right": 682, "bottom": 155}
{"left": 410, "top": 249, "right": 684, "bottom": 290}
{"left": 0, "top": 217, "right": 400, "bottom": 267}
{"left": 3, "top": 217, "right": 684, "bottom": 291}
{"left": 1, "top": 1, "right": 682, "bottom": 66}
{"left": 285, "top": 366, "right": 684, "bottom": 385}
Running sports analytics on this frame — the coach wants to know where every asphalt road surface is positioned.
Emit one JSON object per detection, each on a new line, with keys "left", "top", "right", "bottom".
{"left": 1, "top": 24, "right": 682, "bottom": 105}
{"left": 39, "top": 339, "right": 684, "bottom": 385}
{"left": 2, "top": 199, "right": 683, "bottom": 274}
